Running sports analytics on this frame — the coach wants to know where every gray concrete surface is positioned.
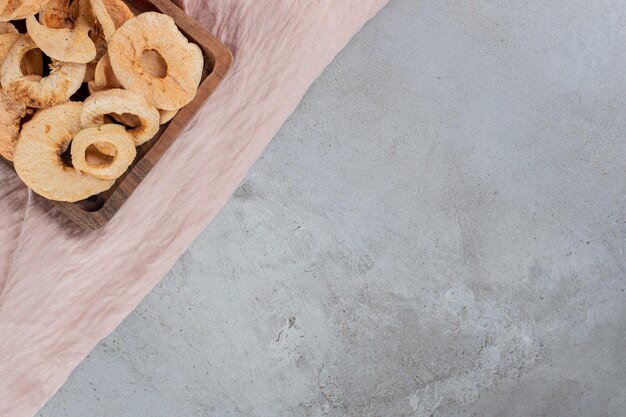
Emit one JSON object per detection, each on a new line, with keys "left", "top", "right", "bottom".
{"left": 38, "top": 0, "right": 626, "bottom": 416}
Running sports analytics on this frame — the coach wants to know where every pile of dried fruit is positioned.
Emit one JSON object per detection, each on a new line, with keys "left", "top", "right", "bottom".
{"left": 0, "top": 0, "right": 204, "bottom": 202}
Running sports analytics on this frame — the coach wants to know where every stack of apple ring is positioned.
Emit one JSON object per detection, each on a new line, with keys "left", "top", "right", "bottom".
{"left": 0, "top": 0, "right": 204, "bottom": 202}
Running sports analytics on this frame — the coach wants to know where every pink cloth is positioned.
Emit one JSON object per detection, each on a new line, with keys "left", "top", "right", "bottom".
{"left": 0, "top": 1, "right": 389, "bottom": 416}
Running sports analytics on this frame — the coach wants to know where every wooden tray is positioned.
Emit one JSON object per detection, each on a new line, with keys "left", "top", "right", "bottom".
{"left": 2, "top": 0, "right": 232, "bottom": 230}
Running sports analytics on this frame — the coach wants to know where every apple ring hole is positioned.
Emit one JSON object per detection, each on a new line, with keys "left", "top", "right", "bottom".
{"left": 140, "top": 49, "right": 167, "bottom": 78}
{"left": 85, "top": 142, "right": 116, "bottom": 167}
{"left": 104, "top": 112, "right": 141, "bottom": 128}
{"left": 20, "top": 48, "right": 43, "bottom": 76}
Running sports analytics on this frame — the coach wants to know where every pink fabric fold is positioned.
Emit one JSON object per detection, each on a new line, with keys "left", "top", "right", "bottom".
{"left": 0, "top": 1, "right": 389, "bottom": 416}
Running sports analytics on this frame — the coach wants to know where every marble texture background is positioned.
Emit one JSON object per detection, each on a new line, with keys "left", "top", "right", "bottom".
{"left": 38, "top": 0, "right": 625, "bottom": 415}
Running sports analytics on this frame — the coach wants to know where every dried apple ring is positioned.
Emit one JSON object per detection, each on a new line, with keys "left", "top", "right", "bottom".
{"left": 81, "top": 88, "right": 159, "bottom": 145}
{"left": 108, "top": 12, "right": 204, "bottom": 111}
{"left": 13, "top": 102, "right": 115, "bottom": 202}
{"left": 38, "top": 2, "right": 91, "bottom": 80}
{"left": 0, "top": 90, "right": 27, "bottom": 161}
{"left": 88, "top": 51, "right": 177, "bottom": 124}
{"left": 1, "top": 35, "right": 85, "bottom": 108}
{"left": 71, "top": 124, "right": 136, "bottom": 180}
{"left": 26, "top": 0, "right": 96, "bottom": 63}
